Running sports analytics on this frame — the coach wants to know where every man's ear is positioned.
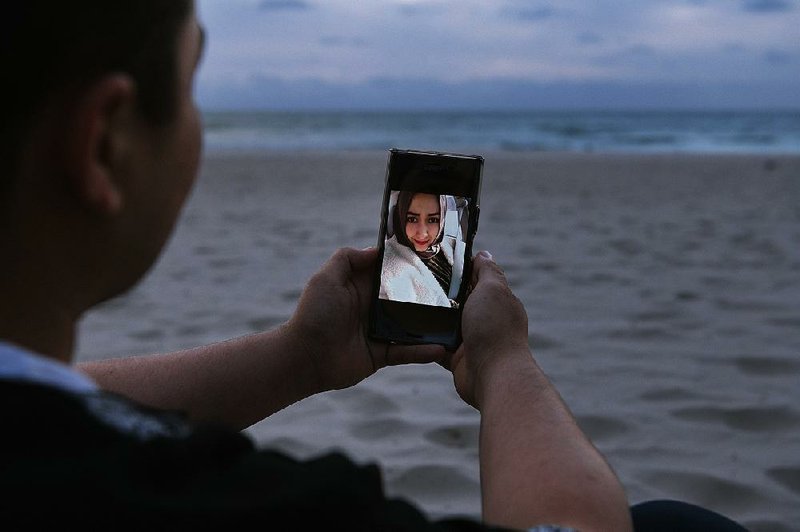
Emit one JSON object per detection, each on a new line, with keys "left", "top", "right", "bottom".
{"left": 65, "top": 74, "right": 137, "bottom": 216}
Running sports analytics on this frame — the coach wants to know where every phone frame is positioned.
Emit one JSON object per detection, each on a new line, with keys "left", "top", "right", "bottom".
{"left": 368, "top": 148, "right": 483, "bottom": 351}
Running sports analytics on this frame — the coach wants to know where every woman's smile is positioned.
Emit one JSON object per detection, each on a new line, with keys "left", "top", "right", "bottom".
{"left": 412, "top": 236, "right": 431, "bottom": 248}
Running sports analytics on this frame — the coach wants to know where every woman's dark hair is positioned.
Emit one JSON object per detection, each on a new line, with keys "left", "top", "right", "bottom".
{"left": 1, "top": 0, "right": 193, "bottom": 184}
{"left": 392, "top": 191, "right": 442, "bottom": 251}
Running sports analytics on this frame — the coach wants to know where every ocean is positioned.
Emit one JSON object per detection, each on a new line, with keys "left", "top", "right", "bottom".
{"left": 201, "top": 109, "right": 800, "bottom": 155}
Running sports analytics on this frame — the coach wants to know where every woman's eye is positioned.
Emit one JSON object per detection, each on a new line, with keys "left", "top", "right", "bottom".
{"left": 406, "top": 216, "right": 418, "bottom": 223}
{"left": 428, "top": 217, "right": 440, "bottom": 224}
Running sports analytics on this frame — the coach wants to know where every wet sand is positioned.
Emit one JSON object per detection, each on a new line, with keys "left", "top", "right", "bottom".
{"left": 76, "top": 150, "right": 800, "bottom": 531}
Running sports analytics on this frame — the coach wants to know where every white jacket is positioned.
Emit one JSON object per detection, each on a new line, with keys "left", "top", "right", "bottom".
{"left": 379, "top": 234, "right": 465, "bottom": 308}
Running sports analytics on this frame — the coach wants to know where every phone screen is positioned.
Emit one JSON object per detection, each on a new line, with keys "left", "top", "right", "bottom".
{"left": 368, "top": 148, "right": 483, "bottom": 351}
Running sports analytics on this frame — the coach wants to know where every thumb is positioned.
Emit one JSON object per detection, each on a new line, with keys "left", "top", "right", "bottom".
{"left": 348, "top": 246, "right": 379, "bottom": 270}
{"left": 470, "top": 250, "right": 504, "bottom": 285}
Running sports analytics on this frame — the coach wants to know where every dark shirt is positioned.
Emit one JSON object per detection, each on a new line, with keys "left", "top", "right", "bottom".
{"left": 0, "top": 380, "right": 569, "bottom": 531}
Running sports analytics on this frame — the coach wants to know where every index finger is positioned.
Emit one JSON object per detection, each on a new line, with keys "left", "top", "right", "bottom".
{"left": 320, "top": 247, "right": 379, "bottom": 285}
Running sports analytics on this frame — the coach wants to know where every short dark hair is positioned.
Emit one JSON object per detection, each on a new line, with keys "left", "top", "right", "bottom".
{"left": 1, "top": 0, "right": 193, "bottom": 183}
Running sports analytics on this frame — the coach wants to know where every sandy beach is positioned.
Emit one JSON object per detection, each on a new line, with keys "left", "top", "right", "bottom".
{"left": 75, "top": 150, "right": 800, "bottom": 531}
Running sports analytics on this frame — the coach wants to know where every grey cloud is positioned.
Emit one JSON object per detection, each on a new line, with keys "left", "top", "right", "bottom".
{"left": 319, "top": 36, "right": 369, "bottom": 47}
{"left": 577, "top": 32, "right": 603, "bottom": 45}
{"left": 628, "top": 44, "right": 658, "bottom": 56}
{"left": 593, "top": 44, "right": 666, "bottom": 69}
{"left": 741, "top": 0, "right": 793, "bottom": 13}
{"left": 398, "top": 5, "right": 425, "bottom": 15}
{"left": 258, "top": 0, "right": 312, "bottom": 11}
{"left": 500, "top": 2, "right": 557, "bottom": 21}
{"left": 397, "top": 2, "right": 445, "bottom": 16}
{"left": 764, "top": 49, "right": 793, "bottom": 64}
{"left": 723, "top": 43, "right": 747, "bottom": 54}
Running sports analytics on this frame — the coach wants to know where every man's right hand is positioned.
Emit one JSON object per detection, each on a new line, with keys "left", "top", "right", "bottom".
{"left": 443, "top": 250, "right": 633, "bottom": 532}
{"left": 447, "top": 250, "right": 532, "bottom": 410}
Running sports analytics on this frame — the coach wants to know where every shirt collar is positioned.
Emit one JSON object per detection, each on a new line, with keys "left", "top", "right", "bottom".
{"left": 0, "top": 341, "right": 99, "bottom": 394}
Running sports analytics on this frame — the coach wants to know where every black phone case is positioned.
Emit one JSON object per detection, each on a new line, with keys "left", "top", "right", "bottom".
{"left": 368, "top": 148, "right": 483, "bottom": 351}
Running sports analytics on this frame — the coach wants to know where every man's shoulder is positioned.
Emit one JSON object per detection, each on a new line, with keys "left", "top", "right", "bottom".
{"left": 0, "top": 380, "right": 519, "bottom": 531}
{"left": 0, "top": 381, "right": 397, "bottom": 527}
{"left": 0, "top": 379, "right": 197, "bottom": 446}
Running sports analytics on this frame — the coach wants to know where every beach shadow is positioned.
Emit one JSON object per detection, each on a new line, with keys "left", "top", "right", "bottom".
{"left": 605, "top": 326, "right": 676, "bottom": 341}
{"left": 207, "top": 257, "right": 247, "bottom": 270}
{"left": 671, "top": 405, "right": 800, "bottom": 432}
{"left": 766, "top": 316, "right": 800, "bottom": 329}
{"left": 733, "top": 355, "right": 800, "bottom": 377}
{"left": 281, "top": 288, "right": 303, "bottom": 302}
{"left": 349, "top": 416, "right": 413, "bottom": 441}
{"left": 606, "top": 237, "right": 645, "bottom": 257}
{"left": 328, "top": 387, "right": 400, "bottom": 416}
{"left": 388, "top": 465, "right": 479, "bottom": 497}
{"left": 639, "top": 386, "right": 705, "bottom": 402}
{"left": 247, "top": 315, "right": 287, "bottom": 332}
{"left": 127, "top": 329, "right": 165, "bottom": 341}
{"left": 743, "top": 519, "right": 796, "bottom": 532}
{"left": 715, "top": 297, "right": 789, "bottom": 313}
{"left": 424, "top": 424, "right": 479, "bottom": 449}
{"left": 576, "top": 414, "right": 631, "bottom": 442}
{"left": 528, "top": 332, "right": 561, "bottom": 350}
{"left": 176, "top": 324, "right": 206, "bottom": 338}
{"left": 766, "top": 466, "right": 800, "bottom": 495}
{"left": 638, "top": 469, "right": 764, "bottom": 510}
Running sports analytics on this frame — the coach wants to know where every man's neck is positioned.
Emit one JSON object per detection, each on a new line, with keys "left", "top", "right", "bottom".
{"left": 0, "top": 289, "right": 76, "bottom": 364}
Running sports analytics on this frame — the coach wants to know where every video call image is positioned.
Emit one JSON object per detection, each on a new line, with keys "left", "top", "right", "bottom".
{"left": 379, "top": 190, "right": 470, "bottom": 308}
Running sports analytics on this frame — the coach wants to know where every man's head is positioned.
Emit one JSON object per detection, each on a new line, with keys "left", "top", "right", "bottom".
{"left": 1, "top": 1, "right": 195, "bottom": 183}
{"left": 0, "top": 1, "right": 206, "bottom": 357}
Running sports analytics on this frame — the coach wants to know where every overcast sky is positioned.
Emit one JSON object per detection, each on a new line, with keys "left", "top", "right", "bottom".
{"left": 195, "top": 0, "right": 800, "bottom": 110}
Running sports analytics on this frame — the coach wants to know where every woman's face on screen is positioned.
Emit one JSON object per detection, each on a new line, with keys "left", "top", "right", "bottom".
{"left": 404, "top": 193, "right": 441, "bottom": 252}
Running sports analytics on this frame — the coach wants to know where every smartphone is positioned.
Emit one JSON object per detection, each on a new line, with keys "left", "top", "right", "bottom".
{"left": 368, "top": 148, "right": 484, "bottom": 351}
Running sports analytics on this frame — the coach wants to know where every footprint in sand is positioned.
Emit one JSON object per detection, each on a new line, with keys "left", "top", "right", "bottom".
{"left": 424, "top": 424, "right": 479, "bottom": 449}
{"left": 639, "top": 386, "right": 704, "bottom": 402}
{"left": 732, "top": 355, "right": 800, "bottom": 377}
{"left": 606, "top": 238, "right": 644, "bottom": 257}
{"left": 349, "top": 417, "right": 413, "bottom": 441}
{"left": 767, "top": 466, "right": 800, "bottom": 495}
{"left": 766, "top": 316, "right": 800, "bottom": 329}
{"left": 328, "top": 387, "right": 400, "bottom": 416}
{"left": 192, "top": 245, "right": 216, "bottom": 256}
{"left": 281, "top": 288, "right": 303, "bottom": 302}
{"left": 247, "top": 316, "right": 286, "bottom": 332}
{"left": 389, "top": 465, "right": 479, "bottom": 497}
{"left": 575, "top": 415, "right": 631, "bottom": 442}
{"left": 671, "top": 405, "right": 800, "bottom": 432}
{"left": 176, "top": 324, "right": 206, "bottom": 338}
{"left": 208, "top": 257, "right": 246, "bottom": 270}
{"left": 528, "top": 333, "right": 561, "bottom": 350}
{"left": 127, "top": 329, "right": 164, "bottom": 341}
{"left": 605, "top": 326, "right": 675, "bottom": 341}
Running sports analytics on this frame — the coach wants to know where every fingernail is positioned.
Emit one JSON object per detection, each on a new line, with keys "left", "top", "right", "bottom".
{"left": 477, "top": 250, "right": 493, "bottom": 261}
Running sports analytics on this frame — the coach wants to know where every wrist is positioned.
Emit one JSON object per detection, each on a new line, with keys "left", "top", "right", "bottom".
{"left": 271, "top": 320, "right": 327, "bottom": 397}
{"left": 473, "top": 348, "right": 542, "bottom": 410}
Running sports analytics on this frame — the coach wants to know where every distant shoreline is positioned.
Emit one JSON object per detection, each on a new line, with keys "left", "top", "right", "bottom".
{"left": 199, "top": 109, "right": 800, "bottom": 156}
